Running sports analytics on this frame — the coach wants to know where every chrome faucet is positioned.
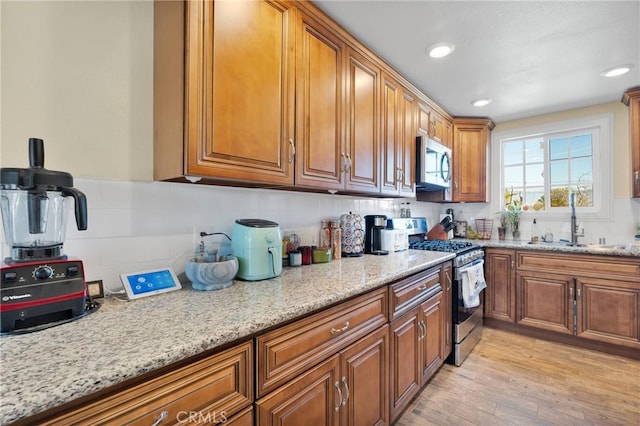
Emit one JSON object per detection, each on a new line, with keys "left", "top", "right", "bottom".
{"left": 570, "top": 193, "right": 584, "bottom": 245}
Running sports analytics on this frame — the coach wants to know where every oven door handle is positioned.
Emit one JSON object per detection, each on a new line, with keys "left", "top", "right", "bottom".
{"left": 455, "top": 258, "right": 484, "bottom": 281}
{"left": 458, "top": 258, "right": 484, "bottom": 273}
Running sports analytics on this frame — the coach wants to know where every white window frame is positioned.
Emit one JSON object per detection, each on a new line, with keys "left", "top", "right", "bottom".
{"left": 491, "top": 113, "right": 613, "bottom": 221}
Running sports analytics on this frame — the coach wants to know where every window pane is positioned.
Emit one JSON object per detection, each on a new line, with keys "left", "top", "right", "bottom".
{"left": 571, "top": 134, "right": 592, "bottom": 157}
{"left": 525, "top": 188, "right": 545, "bottom": 210}
{"left": 526, "top": 163, "right": 544, "bottom": 186}
{"left": 503, "top": 141, "right": 523, "bottom": 166}
{"left": 550, "top": 138, "right": 568, "bottom": 160}
{"left": 572, "top": 185, "right": 594, "bottom": 207}
{"left": 504, "top": 165, "right": 523, "bottom": 188}
{"left": 550, "top": 159, "right": 568, "bottom": 185}
{"left": 525, "top": 138, "right": 544, "bottom": 163}
{"left": 571, "top": 157, "right": 592, "bottom": 183}
{"left": 550, "top": 186, "right": 570, "bottom": 207}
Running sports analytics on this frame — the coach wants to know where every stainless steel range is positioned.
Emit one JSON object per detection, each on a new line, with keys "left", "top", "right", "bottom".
{"left": 387, "top": 217, "right": 485, "bottom": 366}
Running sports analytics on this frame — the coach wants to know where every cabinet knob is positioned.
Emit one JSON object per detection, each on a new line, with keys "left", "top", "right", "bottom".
{"left": 345, "top": 154, "right": 352, "bottom": 173}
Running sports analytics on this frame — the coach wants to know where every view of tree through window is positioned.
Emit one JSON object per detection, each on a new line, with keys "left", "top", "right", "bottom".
{"left": 502, "top": 129, "right": 594, "bottom": 211}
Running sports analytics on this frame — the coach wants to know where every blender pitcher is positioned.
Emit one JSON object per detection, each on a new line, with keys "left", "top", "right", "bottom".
{"left": 1, "top": 138, "right": 88, "bottom": 262}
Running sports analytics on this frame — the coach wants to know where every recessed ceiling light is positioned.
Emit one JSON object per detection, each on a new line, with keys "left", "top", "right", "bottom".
{"left": 600, "top": 64, "right": 633, "bottom": 77}
{"left": 471, "top": 99, "right": 492, "bottom": 107}
{"left": 427, "top": 43, "right": 455, "bottom": 58}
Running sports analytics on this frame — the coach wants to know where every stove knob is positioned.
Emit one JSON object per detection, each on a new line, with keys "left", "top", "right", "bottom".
{"left": 33, "top": 265, "right": 53, "bottom": 280}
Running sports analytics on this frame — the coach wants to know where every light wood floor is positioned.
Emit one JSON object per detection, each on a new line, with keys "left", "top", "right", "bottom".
{"left": 395, "top": 327, "right": 640, "bottom": 426}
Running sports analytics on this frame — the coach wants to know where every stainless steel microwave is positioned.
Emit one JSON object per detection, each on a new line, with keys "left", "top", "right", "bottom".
{"left": 416, "top": 134, "right": 452, "bottom": 191}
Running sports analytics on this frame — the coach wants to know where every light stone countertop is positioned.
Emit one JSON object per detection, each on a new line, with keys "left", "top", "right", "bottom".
{"left": 471, "top": 239, "right": 640, "bottom": 257}
{"left": 0, "top": 250, "right": 454, "bottom": 424}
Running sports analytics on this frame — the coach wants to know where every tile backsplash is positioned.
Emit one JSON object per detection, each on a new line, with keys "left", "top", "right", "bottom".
{"left": 0, "top": 179, "right": 440, "bottom": 293}
{"left": 2, "top": 178, "right": 638, "bottom": 294}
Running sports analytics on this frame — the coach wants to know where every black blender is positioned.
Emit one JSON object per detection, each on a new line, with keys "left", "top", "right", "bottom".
{"left": 0, "top": 138, "right": 94, "bottom": 333}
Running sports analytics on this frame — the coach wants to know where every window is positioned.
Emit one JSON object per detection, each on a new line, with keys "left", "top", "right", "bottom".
{"left": 493, "top": 114, "right": 612, "bottom": 220}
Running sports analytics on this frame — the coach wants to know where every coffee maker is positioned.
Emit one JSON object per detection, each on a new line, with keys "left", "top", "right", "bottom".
{"left": 364, "top": 215, "right": 389, "bottom": 255}
{"left": 0, "top": 138, "right": 93, "bottom": 333}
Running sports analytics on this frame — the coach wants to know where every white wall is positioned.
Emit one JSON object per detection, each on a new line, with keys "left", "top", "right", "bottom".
{"left": 1, "top": 1, "right": 153, "bottom": 180}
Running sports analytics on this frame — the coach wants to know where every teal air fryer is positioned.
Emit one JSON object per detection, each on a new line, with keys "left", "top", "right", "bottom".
{"left": 231, "top": 219, "right": 283, "bottom": 281}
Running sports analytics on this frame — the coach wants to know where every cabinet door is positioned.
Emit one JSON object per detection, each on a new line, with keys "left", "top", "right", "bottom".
{"left": 516, "top": 271, "right": 574, "bottom": 334}
{"left": 576, "top": 277, "right": 640, "bottom": 348}
{"left": 484, "top": 249, "right": 516, "bottom": 323}
{"left": 381, "top": 74, "right": 399, "bottom": 195}
{"left": 452, "top": 119, "right": 491, "bottom": 202}
{"left": 295, "top": 11, "right": 344, "bottom": 190}
{"left": 417, "top": 102, "right": 430, "bottom": 136}
{"left": 339, "top": 325, "right": 389, "bottom": 426}
{"left": 431, "top": 109, "right": 446, "bottom": 144}
{"left": 185, "top": 0, "right": 295, "bottom": 184}
{"left": 256, "top": 355, "right": 341, "bottom": 426}
{"left": 420, "top": 292, "right": 443, "bottom": 384}
{"left": 398, "top": 89, "right": 416, "bottom": 196}
{"left": 624, "top": 88, "right": 640, "bottom": 198}
{"left": 440, "top": 261, "right": 453, "bottom": 359}
{"left": 389, "top": 306, "right": 420, "bottom": 421}
{"left": 345, "top": 49, "right": 380, "bottom": 193}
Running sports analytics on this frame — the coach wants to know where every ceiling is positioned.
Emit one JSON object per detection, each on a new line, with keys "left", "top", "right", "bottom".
{"left": 313, "top": 0, "right": 640, "bottom": 123}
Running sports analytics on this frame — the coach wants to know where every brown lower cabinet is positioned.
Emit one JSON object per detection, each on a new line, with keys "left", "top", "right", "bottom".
{"left": 33, "top": 341, "right": 254, "bottom": 426}
{"left": 485, "top": 248, "right": 640, "bottom": 357}
{"left": 255, "top": 325, "right": 389, "bottom": 426}
{"left": 19, "top": 264, "right": 454, "bottom": 426}
{"left": 389, "top": 291, "right": 443, "bottom": 422}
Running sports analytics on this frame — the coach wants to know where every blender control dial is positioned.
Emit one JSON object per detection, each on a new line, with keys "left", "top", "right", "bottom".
{"left": 33, "top": 265, "right": 54, "bottom": 280}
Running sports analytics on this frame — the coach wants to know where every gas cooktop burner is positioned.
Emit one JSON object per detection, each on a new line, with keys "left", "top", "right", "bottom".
{"left": 409, "top": 240, "right": 478, "bottom": 254}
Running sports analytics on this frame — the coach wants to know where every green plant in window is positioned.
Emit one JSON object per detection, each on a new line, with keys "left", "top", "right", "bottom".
{"left": 504, "top": 187, "right": 528, "bottom": 232}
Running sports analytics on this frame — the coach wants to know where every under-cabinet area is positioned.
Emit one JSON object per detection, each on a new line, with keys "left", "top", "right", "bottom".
{"left": 484, "top": 248, "right": 640, "bottom": 356}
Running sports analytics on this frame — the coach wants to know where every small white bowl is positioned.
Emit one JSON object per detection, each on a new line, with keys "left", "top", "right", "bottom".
{"left": 185, "top": 256, "right": 239, "bottom": 291}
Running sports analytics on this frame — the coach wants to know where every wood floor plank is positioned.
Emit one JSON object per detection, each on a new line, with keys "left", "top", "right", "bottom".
{"left": 394, "top": 327, "right": 640, "bottom": 425}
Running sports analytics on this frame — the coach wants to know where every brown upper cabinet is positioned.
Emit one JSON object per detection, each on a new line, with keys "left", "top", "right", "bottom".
{"left": 294, "top": 10, "right": 345, "bottom": 190}
{"left": 622, "top": 87, "right": 640, "bottom": 198}
{"left": 343, "top": 48, "right": 382, "bottom": 193}
{"left": 181, "top": 0, "right": 296, "bottom": 185}
{"left": 417, "top": 102, "right": 453, "bottom": 148}
{"left": 381, "top": 73, "right": 416, "bottom": 197}
{"left": 154, "top": 0, "right": 485, "bottom": 199}
{"left": 451, "top": 118, "right": 494, "bottom": 202}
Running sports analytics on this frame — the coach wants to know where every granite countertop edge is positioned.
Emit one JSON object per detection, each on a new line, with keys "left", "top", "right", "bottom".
{"left": 471, "top": 239, "right": 640, "bottom": 257}
{"left": 0, "top": 251, "right": 454, "bottom": 424}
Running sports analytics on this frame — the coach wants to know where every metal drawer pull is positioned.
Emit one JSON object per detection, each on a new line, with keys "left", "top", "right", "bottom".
{"left": 331, "top": 321, "right": 350, "bottom": 335}
{"left": 417, "top": 284, "right": 427, "bottom": 291}
{"left": 151, "top": 410, "right": 169, "bottom": 426}
{"left": 577, "top": 288, "right": 581, "bottom": 300}
{"left": 341, "top": 376, "right": 350, "bottom": 406}
{"left": 418, "top": 321, "right": 425, "bottom": 339}
{"left": 334, "top": 381, "right": 343, "bottom": 411}
{"left": 445, "top": 273, "right": 452, "bottom": 290}
{"left": 570, "top": 287, "right": 574, "bottom": 298}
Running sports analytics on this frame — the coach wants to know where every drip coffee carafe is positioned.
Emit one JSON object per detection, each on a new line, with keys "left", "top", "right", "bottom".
{"left": 0, "top": 138, "right": 92, "bottom": 333}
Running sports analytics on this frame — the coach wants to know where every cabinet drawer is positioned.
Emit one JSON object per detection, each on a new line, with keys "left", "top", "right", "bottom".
{"left": 42, "top": 341, "right": 253, "bottom": 426}
{"left": 517, "top": 251, "right": 640, "bottom": 280}
{"left": 389, "top": 266, "right": 441, "bottom": 320}
{"left": 256, "top": 287, "right": 388, "bottom": 397}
